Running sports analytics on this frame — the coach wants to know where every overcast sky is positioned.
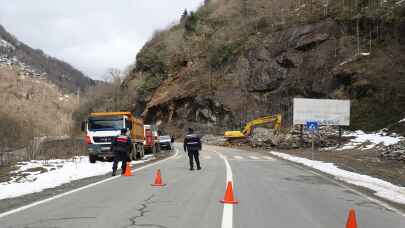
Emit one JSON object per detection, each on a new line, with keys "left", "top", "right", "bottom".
{"left": 0, "top": 0, "right": 203, "bottom": 79}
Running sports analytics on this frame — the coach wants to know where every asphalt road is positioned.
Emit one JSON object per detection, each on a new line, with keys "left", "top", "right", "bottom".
{"left": 1, "top": 144, "right": 404, "bottom": 228}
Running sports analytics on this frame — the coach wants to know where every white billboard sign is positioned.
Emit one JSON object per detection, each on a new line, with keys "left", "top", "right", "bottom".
{"left": 293, "top": 98, "right": 350, "bottom": 126}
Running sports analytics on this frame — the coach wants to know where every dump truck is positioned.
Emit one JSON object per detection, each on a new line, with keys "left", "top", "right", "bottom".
{"left": 224, "top": 114, "right": 282, "bottom": 140}
{"left": 81, "top": 112, "right": 145, "bottom": 163}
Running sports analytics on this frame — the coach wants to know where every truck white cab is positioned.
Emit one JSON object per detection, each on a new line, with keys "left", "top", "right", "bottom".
{"left": 82, "top": 112, "right": 145, "bottom": 163}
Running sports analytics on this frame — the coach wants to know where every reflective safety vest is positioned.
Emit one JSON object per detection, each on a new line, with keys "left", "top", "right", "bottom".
{"left": 112, "top": 135, "right": 131, "bottom": 154}
{"left": 184, "top": 134, "right": 202, "bottom": 152}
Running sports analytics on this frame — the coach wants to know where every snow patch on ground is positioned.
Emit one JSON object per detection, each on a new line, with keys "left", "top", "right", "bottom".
{"left": 399, "top": 118, "right": 405, "bottom": 123}
{"left": 0, "top": 156, "right": 155, "bottom": 200}
{"left": 338, "top": 130, "right": 403, "bottom": 150}
{"left": 271, "top": 151, "right": 405, "bottom": 205}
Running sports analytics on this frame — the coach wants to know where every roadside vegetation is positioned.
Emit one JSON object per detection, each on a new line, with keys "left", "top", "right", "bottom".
{"left": 72, "top": 69, "right": 137, "bottom": 128}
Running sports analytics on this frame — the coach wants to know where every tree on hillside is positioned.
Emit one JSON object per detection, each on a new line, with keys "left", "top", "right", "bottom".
{"left": 181, "top": 9, "right": 188, "bottom": 22}
{"left": 185, "top": 11, "right": 199, "bottom": 33}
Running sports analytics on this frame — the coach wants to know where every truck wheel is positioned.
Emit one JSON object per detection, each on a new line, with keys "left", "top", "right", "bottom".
{"left": 138, "top": 145, "right": 144, "bottom": 159}
{"left": 89, "top": 155, "right": 97, "bottom": 163}
{"left": 131, "top": 144, "right": 136, "bottom": 161}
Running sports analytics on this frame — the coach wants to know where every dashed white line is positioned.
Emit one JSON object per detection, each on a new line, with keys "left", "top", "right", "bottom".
{"left": 233, "top": 155, "right": 243, "bottom": 160}
{"left": 249, "top": 156, "right": 260, "bottom": 160}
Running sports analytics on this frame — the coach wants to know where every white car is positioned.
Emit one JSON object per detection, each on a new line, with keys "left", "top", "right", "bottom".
{"left": 159, "top": 135, "right": 173, "bottom": 150}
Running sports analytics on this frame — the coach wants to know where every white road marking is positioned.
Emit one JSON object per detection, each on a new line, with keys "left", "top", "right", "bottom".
{"left": 309, "top": 170, "right": 405, "bottom": 217}
{"left": 222, "top": 204, "right": 233, "bottom": 228}
{"left": 218, "top": 153, "right": 234, "bottom": 228}
{"left": 249, "top": 156, "right": 260, "bottom": 160}
{"left": 0, "top": 149, "right": 179, "bottom": 219}
{"left": 270, "top": 151, "right": 405, "bottom": 217}
{"left": 173, "top": 150, "right": 182, "bottom": 159}
{"left": 263, "top": 156, "right": 275, "bottom": 161}
{"left": 219, "top": 154, "right": 233, "bottom": 182}
{"left": 233, "top": 155, "right": 243, "bottom": 160}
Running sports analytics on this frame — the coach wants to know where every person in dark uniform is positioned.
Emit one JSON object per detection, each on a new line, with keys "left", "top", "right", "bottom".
{"left": 183, "top": 128, "right": 202, "bottom": 170}
{"left": 111, "top": 128, "right": 132, "bottom": 176}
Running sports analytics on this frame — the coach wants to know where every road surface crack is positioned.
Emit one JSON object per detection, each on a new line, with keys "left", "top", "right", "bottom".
{"left": 124, "top": 194, "right": 167, "bottom": 228}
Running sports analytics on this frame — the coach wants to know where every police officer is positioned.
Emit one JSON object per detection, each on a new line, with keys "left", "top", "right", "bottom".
{"left": 111, "top": 128, "right": 132, "bottom": 176}
{"left": 183, "top": 128, "right": 202, "bottom": 170}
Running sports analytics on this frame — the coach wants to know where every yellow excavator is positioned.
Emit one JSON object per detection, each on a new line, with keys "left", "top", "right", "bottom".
{"left": 224, "top": 114, "right": 282, "bottom": 140}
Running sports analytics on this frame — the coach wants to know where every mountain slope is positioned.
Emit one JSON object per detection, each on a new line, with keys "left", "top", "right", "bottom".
{"left": 0, "top": 67, "right": 77, "bottom": 148}
{"left": 0, "top": 24, "right": 94, "bottom": 93}
{"left": 125, "top": 0, "right": 405, "bottom": 133}
{"left": 0, "top": 24, "right": 93, "bottom": 149}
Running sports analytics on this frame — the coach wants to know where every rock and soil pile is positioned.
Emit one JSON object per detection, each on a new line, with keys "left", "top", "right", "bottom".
{"left": 381, "top": 140, "right": 405, "bottom": 161}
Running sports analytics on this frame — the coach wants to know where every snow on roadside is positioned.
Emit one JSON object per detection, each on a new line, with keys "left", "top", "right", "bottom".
{"left": 271, "top": 151, "right": 405, "bottom": 205}
{"left": 338, "top": 130, "right": 403, "bottom": 150}
{"left": 0, "top": 156, "right": 155, "bottom": 200}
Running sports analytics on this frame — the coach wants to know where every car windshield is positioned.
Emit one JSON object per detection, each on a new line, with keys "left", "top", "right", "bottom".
{"left": 160, "top": 136, "right": 170, "bottom": 140}
{"left": 88, "top": 117, "right": 123, "bottom": 131}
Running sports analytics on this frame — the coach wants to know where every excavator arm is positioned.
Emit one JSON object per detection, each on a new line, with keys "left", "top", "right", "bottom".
{"left": 224, "top": 114, "right": 282, "bottom": 139}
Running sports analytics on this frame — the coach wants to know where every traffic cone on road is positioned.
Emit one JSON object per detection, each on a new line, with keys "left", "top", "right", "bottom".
{"left": 123, "top": 162, "right": 133, "bottom": 176}
{"left": 346, "top": 208, "right": 358, "bottom": 228}
{"left": 151, "top": 169, "right": 166, "bottom": 186}
{"left": 220, "top": 181, "right": 239, "bottom": 204}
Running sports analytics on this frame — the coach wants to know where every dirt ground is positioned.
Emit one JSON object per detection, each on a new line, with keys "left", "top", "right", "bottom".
{"left": 0, "top": 163, "right": 18, "bottom": 183}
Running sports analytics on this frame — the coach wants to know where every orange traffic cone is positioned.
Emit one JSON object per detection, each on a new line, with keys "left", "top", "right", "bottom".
{"left": 123, "top": 162, "right": 133, "bottom": 176}
{"left": 220, "top": 181, "right": 239, "bottom": 204}
{"left": 151, "top": 169, "right": 166, "bottom": 186}
{"left": 346, "top": 208, "right": 358, "bottom": 228}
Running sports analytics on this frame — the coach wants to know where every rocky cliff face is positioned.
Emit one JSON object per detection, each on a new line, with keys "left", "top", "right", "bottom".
{"left": 125, "top": 0, "right": 405, "bottom": 133}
